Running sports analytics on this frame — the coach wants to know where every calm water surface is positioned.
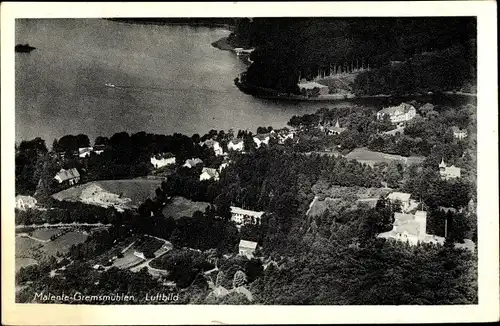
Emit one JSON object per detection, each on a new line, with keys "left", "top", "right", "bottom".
{"left": 15, "top": 19, "right": 344, "bottom": 144}
{"left": 15, "top": 19, "right": 473, "bottom": 144}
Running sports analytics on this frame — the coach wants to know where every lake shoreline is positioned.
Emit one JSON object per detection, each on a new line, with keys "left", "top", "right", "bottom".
{"left": 234, "top": 79, "right": 477, "bottom": 103}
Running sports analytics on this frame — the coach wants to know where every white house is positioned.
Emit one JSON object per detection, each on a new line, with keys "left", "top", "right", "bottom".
{"left": 133, "top": 251, "right": 146, "bottom": 260}
{"left": 15, "top": 195, "right": 37, "bottom": 210}
{"left": 183, "top": 158, "right": 203, "bottom": 168}
{"left": 200, "top": 167, "right": 220, "bottom": 181}
{"left": 238, "top": 240, "right": 258, "bottom": 259}
{"left": 387, "top": 192, "right": 412, "bottom": 212}
{"left": 78, "top": 147, "right": 93, "bottom": 158}
{"left": 452, "top": 126, "right": 468, "bottom": 140}
{"left": 377, "top": 211, "right": 445, "bottom": 246}
{"left": 54, "top": 168, "right": 80, "bottom": 185}
{"left": 277, "top": 130, "right": 295, "bottom": 144}
{"left": 228, "top": 138, "right": 245, "bottom": 152}
{"left": 377, "top": 103, "right": 417, "bottom": 125}
{"left": 202, "top": 139, "right": 225, "bottom": 156}
{"left": 253, "top": 134, "right": 270, "bottom": 148}
{"left": 151, "top": 153, "right": 176, "bottom": 168}
{"left": 230, "top": 206, "right": 264, "bottom": 229}
{"left": 439, "top": 159, "right": 461, "bottom": 180}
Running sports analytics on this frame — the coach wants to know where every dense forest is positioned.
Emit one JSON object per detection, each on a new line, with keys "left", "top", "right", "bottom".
{"left": 231, "top": 17, "right": 476, "bottom": 95}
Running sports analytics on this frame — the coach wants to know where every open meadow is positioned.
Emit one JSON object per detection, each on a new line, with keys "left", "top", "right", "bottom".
{"left": 161, "top": 196, "right": 210, "bottom": 219}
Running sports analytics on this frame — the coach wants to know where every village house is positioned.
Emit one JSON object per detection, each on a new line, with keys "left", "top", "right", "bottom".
{"left": 78, "top": 147, "right": 94, "bottom": 158}
{"left": 377, "top": 103, "right": 417, "bottom": 126}
{"left": 93, "top": 144, "right": 105, "bottom": 155}
{"left": 202, "top": 139, "right": 225, "bottom": 156}
{"left": 387, "top": 192, "right": 412, "bottom": 212}
{"left": 200, "top": 167, "right": 220, "bottom": 181}
{"left": 54, "top": 168, "right": 80, "bottom": 185}
{"left": 238, "top": 239, "right": 258, "bottom": 259}
{"left": 150, "top": 153, "right": 176, "bottom": 168}
{"left": 452, "top": 126, "right": 468, "bottom": 140}
{"left": 15, "top": 195, "right": 37, "bottom": 210}
{"left": 183, "top": 158, "right": 203, "bottom": 169}
{"left": 297, "top": 80, "right": 330, "bottom": 97}
{"left": 377, "top": 211, "right": 445, "bottom": 246}
{"left": 439, "top": 159, "right": 461, "bottom": 180}
{"left": 253, "top": 134, "right": 270, "bottom": 148}
{"left": 326, "top": 119, "right": 346, "bottom": 135}
{"left": 228, "top": 138, "right": 245, "bottom": 152}
{"left": 230, "top": 206, "right": 264, "bottom": 229}
{"left": 277, "top": 129, "right": 295, "bottom": 144}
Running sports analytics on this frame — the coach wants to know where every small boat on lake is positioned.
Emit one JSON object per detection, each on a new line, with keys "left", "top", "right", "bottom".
{"left": 15, "top": 44, "right": 36, "bottom": 53}
{"left": 105, "top": 83, "right": 116, "bottom": 88}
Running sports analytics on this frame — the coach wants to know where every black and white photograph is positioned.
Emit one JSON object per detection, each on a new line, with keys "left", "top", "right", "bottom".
{"left": 1, "top": 2, "right": 498, "bottom": 325}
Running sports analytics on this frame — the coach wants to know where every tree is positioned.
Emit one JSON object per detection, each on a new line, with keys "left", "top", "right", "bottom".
{"left": 232, "top": 270, "right": 247, "bottom": 288}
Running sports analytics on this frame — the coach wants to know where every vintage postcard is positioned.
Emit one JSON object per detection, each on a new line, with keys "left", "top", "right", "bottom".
{"left": 1, "top": 1, "right": 498, "bottom": 325}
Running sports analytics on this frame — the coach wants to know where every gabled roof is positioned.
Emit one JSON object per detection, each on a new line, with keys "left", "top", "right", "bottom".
{"left": 231, "top": 206, "right": 264, "bottom": 218}
{"left": 388, "top": 192, "right": 411, "bottom": 202}
{"left": 55, "top": 168, "right": 80, "bottom": 181}
{"left": 239, "top": 240, "right": 258, "bottom": 250}
{"left": 229, "top": 138, "right": 244, "bottom": 145}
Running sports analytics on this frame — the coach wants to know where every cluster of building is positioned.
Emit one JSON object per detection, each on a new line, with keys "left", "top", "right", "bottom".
{"left": 15, "top": 195, "right": 38, "bottom": 211}
{"left": 150, "top": 153, "right": 176, "bottom": 169}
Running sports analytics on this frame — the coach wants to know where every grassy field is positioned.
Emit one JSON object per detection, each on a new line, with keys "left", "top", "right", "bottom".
{"left": 112, "top": 249, "right": 144, "bottom": 269}
{"left": 52, "top": 179, "right": 162, "bottom": 209}
{"left": 15, "top": 258, "right": 38, "bottom": 272}
{"left": 16, "top": 237, "right": 41, "bottom": 258}
{"left": 345, "top": 148, "right": 425, "bottom": 167}
{"left": 31, "top": 229, "right": 61, "bottom": 241}
{"left": 161, "top": 196, "right": 210, "bottom": 219}
{"left": 38, "top": 231, "right": 88, "bottom": 257}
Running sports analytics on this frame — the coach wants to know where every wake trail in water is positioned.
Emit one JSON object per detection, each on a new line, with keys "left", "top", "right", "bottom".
{"left": 105, "top": 84, "right": 229, "bottom": 94}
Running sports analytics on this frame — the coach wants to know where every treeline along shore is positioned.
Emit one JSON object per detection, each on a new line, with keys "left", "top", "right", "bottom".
{"left": 213, "top": 17, "right": 477, "bottom": 100}
{"left": 105, "top": 18, "right": 235, "bottom": 30}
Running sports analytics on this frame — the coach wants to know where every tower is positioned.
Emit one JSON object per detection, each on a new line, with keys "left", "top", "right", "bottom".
{"left": 335, "top": 119, "right": 340, "bottom": 128}
{"left": 439, "top": 158, "right": 447, "bottom": 172}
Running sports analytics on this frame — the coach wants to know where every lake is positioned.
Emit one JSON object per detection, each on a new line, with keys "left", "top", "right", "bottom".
{"left": 15, "top": 19, "right": 475, "bottom": 145}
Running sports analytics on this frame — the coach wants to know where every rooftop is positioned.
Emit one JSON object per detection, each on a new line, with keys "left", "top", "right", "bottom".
{"left": 388, "top": 192, "right": 411, "bottom": 202}
{"left": 231, "top": 206, "right": 264, "bottom": 218}
{"left": 239, "top": 239, "right": 258, "bottom": 250}
{"left": 378, "top": 103, "right": 415, "bottom": 115}
{"left": 55, "top": 168, "right": 80, "bottom": 181}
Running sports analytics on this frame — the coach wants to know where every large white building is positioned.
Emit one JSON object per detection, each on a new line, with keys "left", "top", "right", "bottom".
{"left": 377, "top": 103, "right": 417, "bottom": 125}
{"left": 439, "top": 159, "right": 461, "bottom": 180}
{"left": 377, "top": 211, "right": 445, "bottom": 246}
{"left": 228, "top": 138, "right": 245, "bottom": 152}
{"left": 230, "top": 206, "right": 264, "bottom": 229}
{"left": 150, "top": 153, "right": 176, "bottom": 168}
